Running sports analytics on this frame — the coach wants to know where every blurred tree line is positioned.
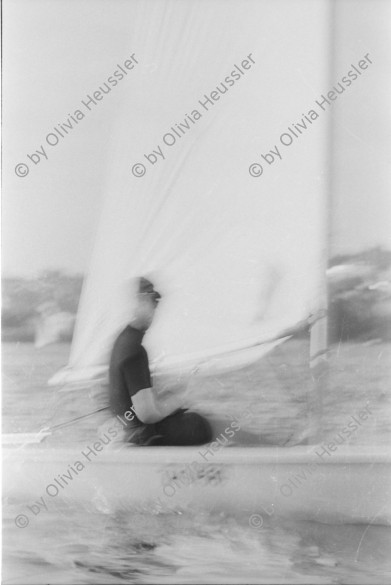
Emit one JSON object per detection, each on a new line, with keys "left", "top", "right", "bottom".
{"left": 328, "top": 247, "right": 391, "bottom": 342}
{"left": 2, "top": 271, "right": 83, "bottom": 342}
{"left": 2, "top": 248, "right": 391, "bottom": 344}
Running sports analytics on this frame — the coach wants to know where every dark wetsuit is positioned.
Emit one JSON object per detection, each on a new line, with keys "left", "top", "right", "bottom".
{"left": 109, "top": 325, "right": 212, "bottom": 446}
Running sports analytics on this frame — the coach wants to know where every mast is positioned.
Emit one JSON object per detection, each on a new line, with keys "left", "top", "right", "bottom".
{"left": 308, "top": 0, "right": 335, "bottom": 443}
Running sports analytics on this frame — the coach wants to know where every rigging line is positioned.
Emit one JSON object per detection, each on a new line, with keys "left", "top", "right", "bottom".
{"left": 46, "top": 327, "right": 299, "bottom": 434}
{"left": 45, "top": 335, "right": 239, "bottom": 435}
{"left": 42, "top": 406, "right": 110, "bottom": 434}
{"left": 43, "top": 367, "right": 200, "bottom": 435}
{"left": 266, "top": 310, "right": 327, "bottom": 392}
{"left": 43, "top": 353, "right": 206, "bottom": 434}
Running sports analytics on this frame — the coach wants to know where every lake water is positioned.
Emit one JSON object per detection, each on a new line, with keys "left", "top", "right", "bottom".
{"left": 3, "top": 341, "right": 391, "bottom": 583}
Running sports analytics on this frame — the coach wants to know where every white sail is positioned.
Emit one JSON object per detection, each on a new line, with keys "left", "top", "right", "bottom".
{"left": 50, "top": 0, "right": 329, "bottom": 385}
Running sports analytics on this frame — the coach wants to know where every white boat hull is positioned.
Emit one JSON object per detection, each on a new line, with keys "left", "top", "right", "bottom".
{"left": 4, "top": 445, "right": 391, "bottom": 526}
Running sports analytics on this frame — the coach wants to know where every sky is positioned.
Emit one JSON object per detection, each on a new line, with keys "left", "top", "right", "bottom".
{"left": 3, "top": 0, "right": 391, "bottom": 277}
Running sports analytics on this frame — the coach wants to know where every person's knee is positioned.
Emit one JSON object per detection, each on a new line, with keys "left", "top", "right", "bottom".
{"left": 183, "top": 412, "right": 212, "bottom": 444}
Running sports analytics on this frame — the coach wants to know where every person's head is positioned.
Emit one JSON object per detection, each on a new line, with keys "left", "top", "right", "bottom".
{"left": 131, "top": 276, "right": 161, "bottom": 330}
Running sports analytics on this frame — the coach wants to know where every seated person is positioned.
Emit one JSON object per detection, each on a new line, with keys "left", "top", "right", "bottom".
{"left": 109, "top": 277, "right": 212, "bottom": 446}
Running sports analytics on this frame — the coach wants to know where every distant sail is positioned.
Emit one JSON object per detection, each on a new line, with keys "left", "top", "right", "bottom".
{"left": 35, "top": 301, "right": 75, "bottom": 349}
{"left": 50, "top": 0, "right": 329, "bottom": 385}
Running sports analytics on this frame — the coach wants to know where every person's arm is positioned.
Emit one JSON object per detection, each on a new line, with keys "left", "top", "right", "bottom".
{"left": 121, "top": 356, "right": 183, "bottom": 424}
{"left": 131, "top": 387, "right": 182, "bottom": 424}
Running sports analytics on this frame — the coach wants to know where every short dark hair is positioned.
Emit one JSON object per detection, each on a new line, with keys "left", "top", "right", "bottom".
{"left": 138, "top": 277, "right": 155, "bottom": 293}
{"left": 138, "top": 276, "right": 161, "bottom": 301}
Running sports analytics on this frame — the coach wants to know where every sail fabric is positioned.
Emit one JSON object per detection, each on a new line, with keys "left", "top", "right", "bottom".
{"left": 51, "top": 0, "right": 330, "bottom": 385}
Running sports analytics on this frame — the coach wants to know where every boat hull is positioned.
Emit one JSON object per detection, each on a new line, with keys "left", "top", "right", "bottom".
{"left": 4, "top": 445, "right": 391, "bottom": 525}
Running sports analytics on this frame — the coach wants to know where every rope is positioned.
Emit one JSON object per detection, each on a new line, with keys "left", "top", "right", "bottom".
{"left": 41, "top": 316, "right": 320, "bottom": 436}
{"left": 42, "top": 406, "right": 110, "bottom": 433}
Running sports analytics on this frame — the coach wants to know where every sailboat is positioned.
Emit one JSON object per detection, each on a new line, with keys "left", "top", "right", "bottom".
{"left": 4, "top": 0, "right": 390, "bottom": 527}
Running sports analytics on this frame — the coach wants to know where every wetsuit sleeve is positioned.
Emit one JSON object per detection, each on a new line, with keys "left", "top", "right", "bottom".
{"left": 121, "top": 353, "right": 152, "bottom": 399}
